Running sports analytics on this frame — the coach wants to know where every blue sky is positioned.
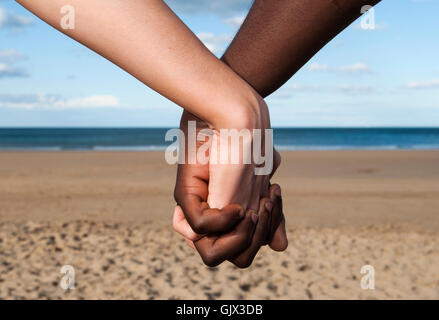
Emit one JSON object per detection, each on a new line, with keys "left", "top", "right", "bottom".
{"left": 0, "top": 0, "right": 438, "bottom": 127}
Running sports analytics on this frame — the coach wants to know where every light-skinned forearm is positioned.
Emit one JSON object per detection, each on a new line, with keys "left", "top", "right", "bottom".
{"left": 16, "top": 0, "right": 273, "bottom": 215}
{"left": 16, "top": 0, "right": 260, "bottom": 129}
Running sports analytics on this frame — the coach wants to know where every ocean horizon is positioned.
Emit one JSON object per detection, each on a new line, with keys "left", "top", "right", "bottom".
{"left": 1, "top": 127, "right": 439, "bottom": 151}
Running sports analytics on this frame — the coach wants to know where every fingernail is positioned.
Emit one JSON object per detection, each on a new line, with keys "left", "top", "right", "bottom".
{"left": 265, "top": 202, "right": 273, "bottom": 212}
{"left": 251, "top": 213, "right": 259, "bottom": 224}
{"left": 275, "top": 187, "right": 282, "bottom": 197}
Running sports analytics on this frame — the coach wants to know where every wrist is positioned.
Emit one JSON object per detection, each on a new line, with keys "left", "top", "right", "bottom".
{"left": 210, "top": 90, "right": 266, "bottom": 132}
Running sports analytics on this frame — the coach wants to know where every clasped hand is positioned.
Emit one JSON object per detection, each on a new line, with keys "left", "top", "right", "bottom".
{"left": 173, "top": 105, "right": 288, "bottom": 268}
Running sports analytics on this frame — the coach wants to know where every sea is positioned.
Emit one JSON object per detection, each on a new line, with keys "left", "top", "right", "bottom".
{"left": 0, "top": 128, "right": 438, "bottom": 151}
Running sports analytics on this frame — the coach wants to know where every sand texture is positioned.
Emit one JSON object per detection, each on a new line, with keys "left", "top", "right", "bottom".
{"left": 0, "top": 151, "right": 438, "bottom": 299}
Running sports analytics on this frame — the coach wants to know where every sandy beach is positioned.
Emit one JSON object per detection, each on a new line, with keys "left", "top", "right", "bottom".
{"left": 0, "top": 150, "right": 438, "bottom": 299}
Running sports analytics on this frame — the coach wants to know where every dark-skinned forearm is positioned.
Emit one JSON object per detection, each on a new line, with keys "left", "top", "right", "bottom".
{"left": 222, "top": 0, "right": 382, "bottom": 98}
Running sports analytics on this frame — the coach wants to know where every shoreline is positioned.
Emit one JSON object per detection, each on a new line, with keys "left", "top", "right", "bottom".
{"left": 1, "top": 146, "right": 439, "bottom": 152}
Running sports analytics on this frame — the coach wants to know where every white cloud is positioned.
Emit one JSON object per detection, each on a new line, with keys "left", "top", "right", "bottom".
{"left": 0, "top": 7, "right": 5, "bottom": 26}
{"left": 332, "top": 41, "right": 345, "bottom": 47}
{"left": 0, "top": 49, "right": 28, "bottom": 78}
{"left": 196, "top": 32, "right": 232, "bottom": 55}
{"left": 0, "top": 49, "right": 26, "bottom": 62}
{"left": 0, "top": 62, "right": 28, "bottom": 78}
{"left": 0, "top": 7, "right": 34, "bottom": 29}
{"left": 55, "top": 95, "right": 120, "bottom": 109}
{"left": 0, "top": 93, "right": 121, "bottom": 110}
{"left": 289, "top": 84, "right": 321, "bottom": 92}
{"left": 272, "top": 83, "right": 374, "bottom": 99}
{"left": 337, "top": 84, "right": 374, "bottom": 95}
{"left": 308, "top": 62, "right": 372, "bottom": 74}
{"left": 223, "top": 15, "right": 245, "bottom": 28}
{"left": 405, "top": 79, "right": 439, "bottom": 90}
{"left": 308, "top": 62, "right": 329, "bottom": 72}
{"left": 336, "top": 63, "right": 372, "bottom": 74}
{"left": 270, "top": 84, "right": 321, "bottom": 99}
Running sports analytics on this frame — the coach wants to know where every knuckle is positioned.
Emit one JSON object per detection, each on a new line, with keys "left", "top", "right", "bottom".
{"left": 187, "top": 233, "right": 200, "bottom": 242}
{"left": 203, "top": 258, "right": 220, "bottom": 268}
{"left": 190, "top": 218, "right": 208, "bottom": 234}
{"left": 200, "top": 248, "right": 221, "bottom": 267}
{"left": 233, "top": 258, "right": 252, "bottom": 269}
